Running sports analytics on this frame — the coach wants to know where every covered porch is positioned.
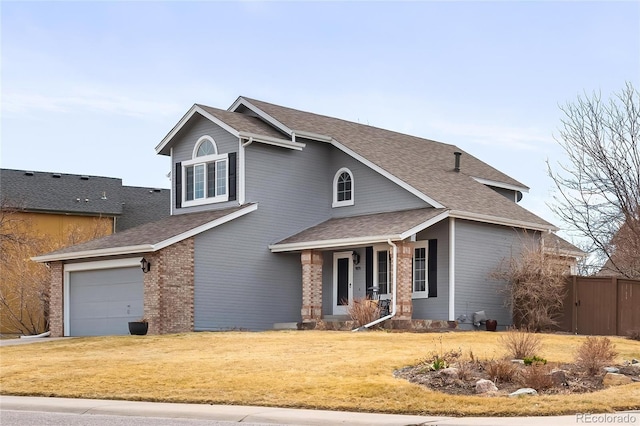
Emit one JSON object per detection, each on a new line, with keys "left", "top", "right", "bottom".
{"left": 269, "top": 208, "right": 459, "bottom": 329}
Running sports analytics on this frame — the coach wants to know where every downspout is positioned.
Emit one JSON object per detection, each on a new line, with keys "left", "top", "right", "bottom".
{"left": 242, "top": 136, "right": 254, "bottom": 147}
{"left": 353, "top": 239, "right": 398, "bottom": 331}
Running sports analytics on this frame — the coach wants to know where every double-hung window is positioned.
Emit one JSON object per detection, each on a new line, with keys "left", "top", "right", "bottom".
{"left": 373, "top": 248, "right": 390, "bottom": 299}
{"left": 182, "top": 136, "right": 229, "bottom": 207}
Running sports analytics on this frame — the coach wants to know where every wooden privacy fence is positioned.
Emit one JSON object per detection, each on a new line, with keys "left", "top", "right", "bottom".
{"left": 557, "top": 276, "right": 640, "bottom": 336}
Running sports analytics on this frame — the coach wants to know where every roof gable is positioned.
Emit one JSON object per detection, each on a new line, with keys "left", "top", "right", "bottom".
{"left": 155, "top": 104, "right": 302, "bottom": 156}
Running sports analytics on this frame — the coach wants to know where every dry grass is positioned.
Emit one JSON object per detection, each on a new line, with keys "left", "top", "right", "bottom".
{"left": 485, "top": 359, "right": 519, "bottom": 384}
{"left": 347, "top": 297, "right": 380, "bottom": 327}
{"left": 1, "top": 331, "right": 639, "bottom": 416}
{"left": 499, "top": 328, "right": 543, "bottom": 359}
{"left": 519, "top": 363, "right": 554, "bottom": 391}
{"left": 575, "top": 336, "right": 619, "bottom": 376}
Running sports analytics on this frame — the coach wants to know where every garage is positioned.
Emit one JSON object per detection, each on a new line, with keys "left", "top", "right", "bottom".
{"left": 66, "top": 261, "right": 143, "bottom": 336}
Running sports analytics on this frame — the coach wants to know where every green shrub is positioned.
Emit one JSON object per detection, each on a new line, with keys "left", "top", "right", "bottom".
{"left": 523, "top": 355, "right": 547, "bottom": 366}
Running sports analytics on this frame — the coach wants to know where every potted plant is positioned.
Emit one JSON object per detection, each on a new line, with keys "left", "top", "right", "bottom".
{"left": 128, "top": 318, "right": 148, "bottom": 335}
{"left": 485, "top": 319, "right": 497, "bottom": 332}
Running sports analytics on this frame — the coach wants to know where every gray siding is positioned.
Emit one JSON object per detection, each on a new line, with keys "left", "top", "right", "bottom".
{"left": 194, "top": 213, "right": 301, "bottom": 330}
{"left": 413, "top": 219, "right": 450, "bottom": 320}
{"left": 489, "top": 186, "right": 518, "bottom": 202}
{"left": 329, "top": 149, "right": 429, "bottom": 218}
{"left": 172, "top": 115, "right": 241, "bottom": 214}
{"left": 194, "top": 140, "right": 333, "bottom": 330}
{"left": 453, "top": 220, "right": 531, "bottom": 329}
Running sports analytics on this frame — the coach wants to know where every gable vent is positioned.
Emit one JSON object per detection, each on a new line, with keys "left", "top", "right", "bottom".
{"left": 80, "top": 175, "right": 89, "bottom": 180}
{"left": 52, "top": 173, "right": 61, "bottom": 178}
{"left": 24, "top": 171, "right": 34, "bottom": 176}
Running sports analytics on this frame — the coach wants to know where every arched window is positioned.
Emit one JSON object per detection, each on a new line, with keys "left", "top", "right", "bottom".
{"left": 182, "top": 136, "right": 228, "bottom": 206}
{"left": 332, "top": 168, "right": 354, "bottom": 207}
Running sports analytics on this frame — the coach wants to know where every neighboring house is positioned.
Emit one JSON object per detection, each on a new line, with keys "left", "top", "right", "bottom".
{"left": 34, "top": 97, "right": 573, "bottom": 337}
{"left": 597, "top": 220, "right": 640, "bottom": 278}
{"left": 0, "top": 168, "right": 169, "bottom": 333}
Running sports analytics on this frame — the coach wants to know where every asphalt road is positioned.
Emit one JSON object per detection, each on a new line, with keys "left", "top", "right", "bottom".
{"left": 0, "top": 410, "right": 288, "bottom": 426}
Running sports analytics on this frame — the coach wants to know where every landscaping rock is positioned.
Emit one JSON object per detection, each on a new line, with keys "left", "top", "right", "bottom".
{"left": 603, "top": 372, "right": 633, "bottom": 387}
{"left": 632, "top": 358, "right": 639, "bottom": 364}
{"left": 439, "top": 367, "right": 459, "bottom": 382}
{"left": 549, "top": 369, "right": 567, "bottom": 386}
{"left": 604, "top": 367, "right": 620, "bottom": 373}
{"left": 475, "top": 379, "right": 498, "bottom": 394}
{"left": 511, "top": 359, "right": 525, "bottom": 364}
{"left": 509, "top": 388, "right": 538, "bottom": 397}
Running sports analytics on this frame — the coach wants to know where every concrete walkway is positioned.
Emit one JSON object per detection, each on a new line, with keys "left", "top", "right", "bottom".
{"left": 1, "top": 396, "right": 639, "bottom": 426}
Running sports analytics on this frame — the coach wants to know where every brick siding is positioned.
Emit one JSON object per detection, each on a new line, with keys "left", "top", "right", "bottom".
{"left": 301, "top": 249, "right": 323, "bottom": 321}
{"left": 144, "top": 237, "right": 195, "bottom": 334}
{"left": 394, "top": 241, "right": 414, "bottom": 320}
{"left": 48, "top": 262, "right": 63, "bottom": 337}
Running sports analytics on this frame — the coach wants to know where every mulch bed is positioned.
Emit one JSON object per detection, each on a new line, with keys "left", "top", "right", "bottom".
{"left": 394, "top": 360, "right": 640, "bottom": 396}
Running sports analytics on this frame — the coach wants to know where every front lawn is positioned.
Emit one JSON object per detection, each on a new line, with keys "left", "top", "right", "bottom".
{"left": 0, "top": 331, "right": 638, "bottom": 416}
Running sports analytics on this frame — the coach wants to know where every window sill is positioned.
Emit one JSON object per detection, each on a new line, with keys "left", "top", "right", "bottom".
{"left": 411, "top": 292, "right": 429, "bottom": 299}
{"left": 182, "top": 195, "right": 229, "bottom": 208}
{"left": 332, "top": 200, "right": 354, "bottom": 208}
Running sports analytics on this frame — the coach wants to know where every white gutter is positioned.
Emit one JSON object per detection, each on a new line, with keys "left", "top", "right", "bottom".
{"left": 242, "top": 136, "right": 254, "bottom": 147}
{"left": 270, "top": 234, "right": 401, "bottom": 253}
{"left": 353, "top": 239, "right": 398, "bottom": 331}
{"left": 237, "top": 131, "right": 306, "bottom": 151}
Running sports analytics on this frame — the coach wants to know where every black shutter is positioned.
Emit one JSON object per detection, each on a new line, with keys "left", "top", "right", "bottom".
{"left": 175, "top": 162, "right": 182, "bottom": 209}
{"left": 428, "top": 239, "right": 438, "bottom": 297}
{"left": 365, "top": 246, "right": 373, "bottom": 298}
{"left": 228, "top": 152, "right": 237, "bottom": 201}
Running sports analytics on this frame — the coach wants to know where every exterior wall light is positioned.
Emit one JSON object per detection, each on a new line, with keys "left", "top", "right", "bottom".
{"left": 352, "top": 251, "right": 360, "bottom": 266}
{"left": 140, "top": 257, "right": 151, "bottom": 273}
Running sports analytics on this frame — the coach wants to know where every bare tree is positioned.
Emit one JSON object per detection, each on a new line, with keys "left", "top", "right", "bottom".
{"left": 0, "top": 201, "right": 112, "bottom": 335}
{"left": 548, "top": 82, "right": 640, "bottom": 277}
{"left": 493, "top": 239, "right": 569, "bottom": 332}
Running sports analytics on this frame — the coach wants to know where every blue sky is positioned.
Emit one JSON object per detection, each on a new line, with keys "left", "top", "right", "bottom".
{"left": 2, "top": 1, "right": 639, "bottom": 236}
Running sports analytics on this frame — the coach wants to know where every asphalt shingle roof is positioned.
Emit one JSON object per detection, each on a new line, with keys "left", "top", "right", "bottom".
{"left": 117, "top": 186, "right": 170, "bottom": 232}
{"left": 1, "top": 169, "right": 124, "bottom": 216}
{"left": 196, "top": 104, "right": 287, "bottom": 140}
{"left": 274, "top": 208, "right": 447, "bottom": 247}
{"left": 39, "top": 204, "right": 252, "bottom": 258}
{"left": 238, "top": 97, "right": 554, "bottom": 229}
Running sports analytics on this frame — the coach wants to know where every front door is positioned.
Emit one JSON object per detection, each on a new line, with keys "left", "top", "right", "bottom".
{"left": 333, "top": 252, "right": 353, "bottom": 315}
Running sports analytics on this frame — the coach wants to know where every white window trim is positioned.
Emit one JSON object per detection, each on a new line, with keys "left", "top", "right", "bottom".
{"left": 412, "top": 240, "right": 429, "bottom": 299}
{"left": 182, "top": 152, "right": 229, "bottom": 207}
{"left": 373, "top": 245, "right": 390, "bottom": 299}
{"left": 332, "top": 167, "right": 354, "bottom": 208}
{"left": 192, "top": 135, "right": 218, "bottom": 158}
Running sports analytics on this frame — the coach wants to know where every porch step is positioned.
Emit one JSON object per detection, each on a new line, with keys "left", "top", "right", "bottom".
{"left": 323, "top": 315, "right": 350, "bottom": 322}
{"left": 273, "top": 322, "right": 298, "bottom": 330}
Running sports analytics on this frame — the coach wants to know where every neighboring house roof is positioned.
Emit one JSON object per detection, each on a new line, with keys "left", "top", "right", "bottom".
{"left": 541, "top": 233, "right": 583, "bottom": 257}
{"left": 270, "top": 208, "right": 448, "bottom": 252}
{"left": 117, "top": 186, "right": 170, "bottom": 232}
{"left": 32, "top": 204, "right": 257, "bottom": 262}
{"left": 229, "top": 97, "right": 556, "bottom": 231}
{"left": 1, "top": 168, "right": 124, "bottom": 216}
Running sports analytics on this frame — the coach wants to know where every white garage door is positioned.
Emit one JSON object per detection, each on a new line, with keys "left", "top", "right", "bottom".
{"left": 68, "top": 266, "right": 143, "bottom": 336}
